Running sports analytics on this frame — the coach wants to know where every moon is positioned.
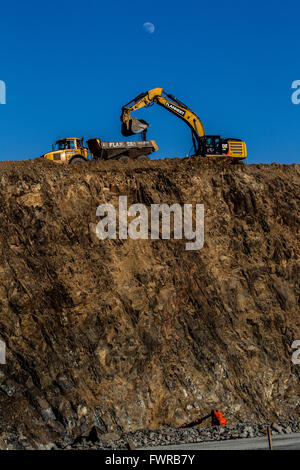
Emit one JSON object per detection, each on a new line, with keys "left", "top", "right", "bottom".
{"left": 143, "top": 22, "right": 155, "bottom": 34}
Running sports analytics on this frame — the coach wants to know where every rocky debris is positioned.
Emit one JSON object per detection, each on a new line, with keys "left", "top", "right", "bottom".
{"left": 60, "top": 420, "right": 300, "bottom": 449}
{"left": 2, "top": 421, "right": 299, "bottom": 450}
{"left": 0, "top": 158, "right": 299, "bottom": 448}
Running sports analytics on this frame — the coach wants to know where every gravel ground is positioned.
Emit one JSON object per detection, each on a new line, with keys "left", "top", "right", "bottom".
{"left": 59, "top": 420, "right": 300, "bottom": 450}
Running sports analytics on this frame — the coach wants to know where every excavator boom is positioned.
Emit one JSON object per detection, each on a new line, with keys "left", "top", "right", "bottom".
{"left": 121, "top": 88, "right": 205, "bottom": 142}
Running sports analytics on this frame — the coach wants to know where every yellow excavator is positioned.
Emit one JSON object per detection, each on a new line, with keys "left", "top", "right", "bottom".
{"left": 121, "top": 87, "right": 247, "bottom": 159}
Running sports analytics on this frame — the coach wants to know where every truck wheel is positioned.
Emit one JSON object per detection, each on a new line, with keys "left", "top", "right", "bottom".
{"left": 69, "top": 156, "right": 86, "bottom": 164}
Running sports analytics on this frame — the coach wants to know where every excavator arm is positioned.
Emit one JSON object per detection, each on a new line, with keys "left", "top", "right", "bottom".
{"left": 121, "top": 88, "right": 205, "bottom": 154}
{"left": 121, "top": 87, "right": 247, "bottom": 159}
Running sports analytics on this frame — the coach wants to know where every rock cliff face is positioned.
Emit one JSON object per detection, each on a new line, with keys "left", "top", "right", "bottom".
{"left": 0, "top": 158, "right": 299, "bottom": 447}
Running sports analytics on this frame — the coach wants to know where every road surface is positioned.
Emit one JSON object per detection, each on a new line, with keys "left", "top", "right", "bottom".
{"left": 142, "top": 433, "right": 300, "bottom": 450}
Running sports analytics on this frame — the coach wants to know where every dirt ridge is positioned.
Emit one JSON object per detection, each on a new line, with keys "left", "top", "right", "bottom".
{"left": 0, "top": 157, "right": 299, "bottom": 447}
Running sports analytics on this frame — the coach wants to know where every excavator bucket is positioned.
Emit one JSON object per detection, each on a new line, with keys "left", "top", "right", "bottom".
{"left": 121, "top": 117, "right": 149, "bottom": 137}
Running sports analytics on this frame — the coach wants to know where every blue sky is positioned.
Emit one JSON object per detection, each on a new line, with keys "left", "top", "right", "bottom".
{"left": 0, "top": 0, "right": 300, "bottom": 163}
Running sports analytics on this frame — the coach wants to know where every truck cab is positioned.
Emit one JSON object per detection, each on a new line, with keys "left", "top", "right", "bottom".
{"left": 43, "top": 138, "right": 89, "bottom": 163}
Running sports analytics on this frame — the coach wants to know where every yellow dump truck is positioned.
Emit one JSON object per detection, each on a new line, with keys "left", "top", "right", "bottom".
{"left": 42, "top": 137, "right": 158, "bottom": 164}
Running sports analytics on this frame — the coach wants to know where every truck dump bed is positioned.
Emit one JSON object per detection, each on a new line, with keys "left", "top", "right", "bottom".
{"left": 87, "top": 138, "right": 158, "bottom": 161}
